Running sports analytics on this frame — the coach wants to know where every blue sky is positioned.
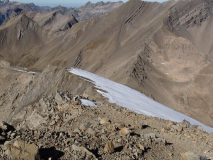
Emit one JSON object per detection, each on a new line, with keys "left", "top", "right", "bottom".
{"left": 15, "top": 0, "right": 129, "bottom": 7}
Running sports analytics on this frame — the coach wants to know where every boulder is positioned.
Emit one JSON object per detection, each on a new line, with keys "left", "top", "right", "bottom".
{"left": 0, "top": 60, "right": 10, "bottom": 67}
{"left": 144, "top": 133, "right": 156, "bottom": 139}
{"left": 3, "top": 139, "right": 40, "bottom": 160}
{"left": 138, "top": 144, "right": 145, "bottom": 151}
{"left": 104, "top": 141, "right": 115, "bottom": 153}
{"left": 132, "top": 119, "right": 143, "bottom": 128}
{"left": 55, "top": 92, "right": 64, "bottom": 105}
{"left": 0, "top": 121, "right": 8, "bottom": 131}
{"left": 119, "top": 128, "right": 130, "bottom": 136}
{"left": 172, "top": 125, "right": 183, "bottom": 132}
{"left": 99, "top": 118, "right": 110, "bottom": 126}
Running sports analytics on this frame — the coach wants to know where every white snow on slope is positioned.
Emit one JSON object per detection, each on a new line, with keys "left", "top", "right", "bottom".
{"left": 12, "top": 68, "right": 36, "bottom": 74}
{"left": 79, "top": 99, "right": 96, "bottom": 107}
{"left": 68, "top": 68, "right": 213, "bottom": 132}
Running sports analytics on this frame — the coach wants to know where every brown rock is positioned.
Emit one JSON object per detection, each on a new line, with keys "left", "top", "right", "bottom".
{"left": 172, "top": 125, "right": 183, "bottom": 132}
{"left": 55, "top": 92, "right": 64, "bottom": 105}
{"left": 99, "top": 118, "right": 110, "bottom": 126}
{"left": 119, "top": 128, "right": 130, "bottom": 135}
{"left": 138, "top": 144, "right": 145, "bottom": 151}
{"left": 168, "top": 122, "right": 174, "bottom": 126}
{"left": 71, "top": 101, "right": 81, "bottom": 105}
{"left": 4, "top": 140, "right": 40, "bottom": 160}
{"left": 168, "top": 153, "right": 173, "bottom": 156}
{"left": 86, "top": 128, "right": 96, "bottom": 135}
{"left": 79, "top": 124, "right": 86, "bottom": 131}
{"left": 114, "top": 123, "right": 123, "bottom": 130}
{"left": 141, "top": 116, "right": 146, "bottom": 120}
{"left": 0, "top": 60, "right": 10, "bottom": 67}
{"left": 104, "top": 141, "right": 115, "bottom": 153}
{"left": 0, "top": 121, "right": 8, "bottom": 131}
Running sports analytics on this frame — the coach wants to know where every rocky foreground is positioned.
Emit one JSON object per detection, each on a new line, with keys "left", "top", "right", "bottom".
{"left": 0, "top": 84, "right": 212, "bottom": 159}
{"left": 0, "top": 65, "right": 213, "bottom": 160}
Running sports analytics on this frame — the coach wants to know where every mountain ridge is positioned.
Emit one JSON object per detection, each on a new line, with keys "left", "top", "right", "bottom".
{"left": 0, "top": 1, "right": 124, "bottom": 25}
{"left": 0, "top": 0, "right": 213, "bottom": 132}
{"left": 0, "top": 65, "right": 213, "bottom": 159}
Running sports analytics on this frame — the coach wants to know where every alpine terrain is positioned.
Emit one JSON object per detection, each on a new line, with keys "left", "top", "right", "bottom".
{"left": 0, "top": 0, "right": 213, "bottom": 159}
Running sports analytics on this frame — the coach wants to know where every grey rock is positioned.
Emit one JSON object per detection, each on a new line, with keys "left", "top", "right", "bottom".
{"left": 172, "top": 125, "right": 183, "bottom": 132}
{"left": 144, "top": 133, "right": 156, "bottom": 139}
{"left": 181, "top": 152, "right": 200, "bottom": 160}
{"left": 71, "top": 144, "right": 96, "bottom": 158}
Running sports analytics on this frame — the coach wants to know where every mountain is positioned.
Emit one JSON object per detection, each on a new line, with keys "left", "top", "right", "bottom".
{"left": 0, "top": 66, "right": 213, "bottom": 159}
{"left": 56, "top": 1, "right": 124, "bottom": 21}
{"left": 1, "top": 0, "right": 213, "bottom": 158}
{"left": 0, "top": 7, "right": 78, "bottom": 67}
{"left": 1, "top": 0, "right": 213, "bottom": 128}
{"left": 0, "top": 1, "right": 124, "bottom": 26}
{"left": 30, "top": 10, "right": 78, "bottom": 32}
{"left": 0, "top": 1, "right": 54, "bottom": 25}
{"left": 0, "top": 12, "right": 49, "bottom": 67}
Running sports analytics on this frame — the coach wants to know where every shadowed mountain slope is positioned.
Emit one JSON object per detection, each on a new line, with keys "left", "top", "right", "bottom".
{"left": 0, "top": 1, "right": 54, "bottom": 25}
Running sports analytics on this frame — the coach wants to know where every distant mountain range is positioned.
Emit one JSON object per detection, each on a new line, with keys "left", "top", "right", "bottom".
{"left": 0, "top": 1, "right": 124, "bottom": 25}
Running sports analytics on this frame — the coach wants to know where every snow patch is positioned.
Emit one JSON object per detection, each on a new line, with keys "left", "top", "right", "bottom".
{"left": 68, "top": 68, "right": 213, "bottom": 132}
{"left": 79, "top": 99, "right": 96, "bottom": 107}
{"left": 13, "top": 69, "right": 36, "bottom": 74}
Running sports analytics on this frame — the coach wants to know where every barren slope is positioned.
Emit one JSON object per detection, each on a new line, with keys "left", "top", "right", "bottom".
{"left": 0, "top": 66, "right": 213, "bottom": 160}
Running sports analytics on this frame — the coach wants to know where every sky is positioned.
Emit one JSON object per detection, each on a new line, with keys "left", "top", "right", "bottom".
{"left": 13, "top": 0, "right": 129, "bottom": 7}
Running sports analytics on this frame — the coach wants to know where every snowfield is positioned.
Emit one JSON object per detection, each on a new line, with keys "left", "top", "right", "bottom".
{"left": 68, "top": 68, "right": 213, "bottom": 132}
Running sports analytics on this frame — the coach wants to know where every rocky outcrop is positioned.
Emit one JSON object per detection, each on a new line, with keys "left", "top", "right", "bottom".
{"left": 166, "top": 0, "right": 213, "bottom": 31}
{"left": 16, "top": 15, "right": 41, "bottom": 40}
{"left": 0, "top": 66, "right": 105, "bottom": 127}
{"left": 3, "top": 140, "right": 40, "bottom": 160}
{"left": 0, "top": 60, "right": 10, "bottom": 67}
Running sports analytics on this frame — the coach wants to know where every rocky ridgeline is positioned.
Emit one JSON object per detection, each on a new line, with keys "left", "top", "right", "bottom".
{"left": 0, "top": 90, "right": 213, "bottom": 159}
{"left": 166, "top": 0, "right": 213, "bottom": 32}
